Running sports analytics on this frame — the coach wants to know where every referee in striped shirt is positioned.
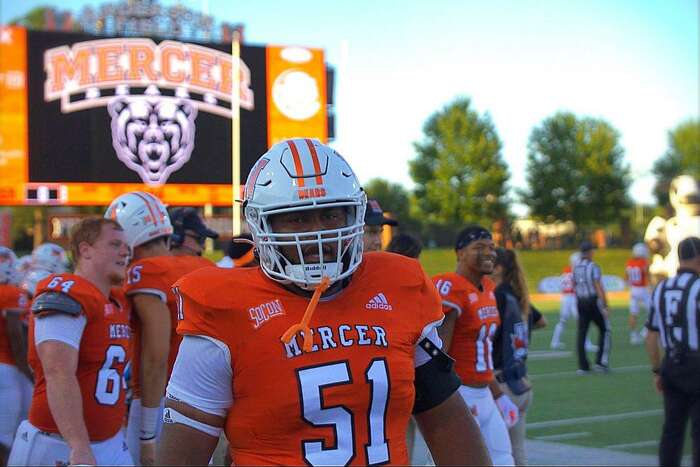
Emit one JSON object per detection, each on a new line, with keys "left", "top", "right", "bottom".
{"left": 645, "top": 236, "right": 700, "bottom": 467}
{"left": 573, "top": 241, "right": 611, "bottom": 374}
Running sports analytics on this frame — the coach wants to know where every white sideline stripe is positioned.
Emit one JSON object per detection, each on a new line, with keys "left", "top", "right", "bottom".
{"left": 529, "top": 350, "right": 572, "bottom": 360}
{"left": 527, "top": 409, "right": 662, "bottom": 429}
{"left": 530, "top": 364, "right": 649, "bottom": 379}
{"left": 605, "top": 440, "right": 658, "bottom": 450}
{"left": 535, "top": 431, "right": 591, "bottom": 441}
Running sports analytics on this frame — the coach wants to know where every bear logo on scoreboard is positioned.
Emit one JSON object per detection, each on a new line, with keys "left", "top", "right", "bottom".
{"left": 107, "top": 85, "right": 197, "bottom": 185}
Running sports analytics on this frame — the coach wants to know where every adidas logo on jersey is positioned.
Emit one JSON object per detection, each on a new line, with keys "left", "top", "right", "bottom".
{"left": 366, "top": 293, "right": 393, "bottom": 310}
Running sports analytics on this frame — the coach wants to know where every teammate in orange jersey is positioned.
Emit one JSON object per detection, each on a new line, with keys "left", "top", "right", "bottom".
{"left": 626, "top": 243, "right": 651, "bottom": 345}
{"left": 105, "top": 192, "right": 213, "bottom": 466}
{"left": 8, "top": 218, "right": 132, "bottom": 466}
{"left": 433, "top": 226, "right": 516, "bottom": 466}
{"left": 0, "top": 247, "right": 31, "bottom": 464}
{"left": 156, "top": 139, "right": 490, "bottom": 466}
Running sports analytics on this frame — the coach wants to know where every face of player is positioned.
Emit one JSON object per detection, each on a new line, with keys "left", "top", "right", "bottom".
{"left": 181, "top": 229, "right": 206, "bottom": 256}
{"left": 86, "top": 225, "right": 130, "bottom": 284}
{"left": 363, "top": 225, "right": 383, "bottom": 252}
{"left": 269, "top": 206, "right": 348, "bottom": 264}
{"left": 458, "top": 238, "right": 496, "bottom": 276}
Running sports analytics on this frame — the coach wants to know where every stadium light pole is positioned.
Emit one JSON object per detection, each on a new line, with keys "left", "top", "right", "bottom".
{"left": 231, "top": 29, "right": 241, "bottom": 236}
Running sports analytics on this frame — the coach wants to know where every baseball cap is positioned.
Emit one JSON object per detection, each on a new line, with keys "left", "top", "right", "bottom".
{"left": 455, "top": 225, "right": 492, "bottom": 250}
{"left": 170, "top": 207, "right": 219, "bottom": 240}
{"left": 364, "top": 199, "right": 398, "bottom": 227}
{"left": 580, "top": 241, "right": 595, "bottom": 252}
{"left": 679, "top": 236, "right": 700, "bottom": 260}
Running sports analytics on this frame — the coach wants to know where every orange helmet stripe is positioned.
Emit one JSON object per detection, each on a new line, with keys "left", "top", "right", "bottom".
{"left": 286, "top": 140, "right": 306, "bottom": 188}
{"left": 133, "top": 192, "right": 159, "bottom": 226}
{"left": 304, "top": 139, "right": 324, "bottom": 186}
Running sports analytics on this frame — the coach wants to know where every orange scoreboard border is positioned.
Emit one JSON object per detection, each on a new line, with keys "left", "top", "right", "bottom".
{"left": 0, "top": 27, "right": 329, "bottom": 207}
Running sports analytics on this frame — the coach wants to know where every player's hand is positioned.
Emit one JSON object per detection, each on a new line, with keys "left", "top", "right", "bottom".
{"left": 654, "top": 374, "right": 663, "bottom": 394}
{"left": 495, "top": 394, "right": 519, "bottom": 428}
{"left": 140, "top": 438, "right": 156, "bottom": 466}
{"left": 68, "top": 444, "right": 96, "bottom": 465}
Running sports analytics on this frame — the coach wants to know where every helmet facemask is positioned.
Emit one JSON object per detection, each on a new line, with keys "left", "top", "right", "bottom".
{"left": 246, "top": 198, "right": 366, "bottom": 290}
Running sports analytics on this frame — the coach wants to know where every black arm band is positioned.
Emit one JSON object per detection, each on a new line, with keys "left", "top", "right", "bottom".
{"left": 31, "top": 292, "right": 82, "bottom": 316}
{"left": 413, "top": 338, "right": 462, "bottom": 414}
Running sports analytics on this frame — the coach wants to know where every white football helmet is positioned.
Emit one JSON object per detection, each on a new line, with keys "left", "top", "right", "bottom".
{"left": 21, "top": 268, "right": 52, "bottom": 297}
{"left": 13, "top": 255, "right": 33, "bottom": 285}
{"left": 0, "top": 247, "right": 17, "bottom": 284}
{"left": 569, "top": 252, "right": 581, "bottom": 267}
{"left": 244, "top": 138, "right": 366, "bottom": 289}
{"left": 105, "top": 191, "right": 173, "bottom": 249}
{"left": 632, "top": 242, "right": 649, "bottom": 259}
{"left": 669, "top": 175, "right": 700, "bottom": 217}
{"left": 32, "top": 243, "right": 68, "bottom": 273}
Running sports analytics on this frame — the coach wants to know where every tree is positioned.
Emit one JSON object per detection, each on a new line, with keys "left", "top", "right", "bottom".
{"left": 408, "top": 97, "right": 510, "bottom": 235}
{"left": 519, "top": 112, "right": 631, "bottom": 227}
{"left": 363, "top": 178, "right": 409, "bottom": 222}
{"left": 652, "top": 119, "right": 700, "bottom": 208}
{"left": 9, "top": 6, "right": 52, "bottom": 29}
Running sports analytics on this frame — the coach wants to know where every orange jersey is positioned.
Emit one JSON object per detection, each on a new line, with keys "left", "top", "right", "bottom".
{"left": 174, "top": 252, "right": 443, "bottom": 465}
{"left": 0, "top": 284, "right": 30, "bottom": 365}
{"left": 561, "top": 265, "right": 575, "bottom": 294}
{"left": 123, "top": 255, "right": 212, "bottom": 397}
{"left": 432, "top": 272, "right": 500, "bottom": 386}
{"left": 625, "top": 258, "right": 649, "bottom": 287}
{"left": 28, "top": 274, "right": 131, "bottom": 441}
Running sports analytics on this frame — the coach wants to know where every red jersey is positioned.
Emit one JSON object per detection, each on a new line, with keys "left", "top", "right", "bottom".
{"left": 432, "top": 272, "right": 500, "bottom": 386}
{"left": 0, "top": 284, "right": 29, "bottom": 365}
{"left": 625, "top": 258, "right": 649, "bottom": 287}
{"left": 174, "top": 252, "right": 443, "bottom": 465}
{"left": 561, "top": 265, "right": 574, "bottom": 294}
{"left": 28, "top": 274, "right": 131, "bottom": 441}
{"left": 123, "top": 255, "right": 212, "bottom": 397}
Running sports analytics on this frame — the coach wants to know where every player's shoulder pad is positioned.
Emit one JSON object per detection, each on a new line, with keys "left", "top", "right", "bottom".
{"left": 175, "top": 266, "right": 253, "bottom": 309}
{"left": 363, "top": 251, "right": 425, "bottom": 288}
{"left": 130, "top": 256, "right": 170, "bottom": 275}
{"left": 31, "top": 291, "right": 82, "bottom": 316}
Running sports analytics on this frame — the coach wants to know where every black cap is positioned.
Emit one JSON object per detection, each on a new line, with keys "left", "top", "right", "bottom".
{"left": 679, "top": 236, "right": 700, "bottom": 260}
{"left": 364, "top": 199, "right": 398, "bottom": 227}
{"left": 170, "top": 207, "right": 219, "bottom": 240}
{"left": 580, "top": 241, "right": 595, "bottom": 252}
{"left": 455, "top": 225, "right": 492, "bottom": 250}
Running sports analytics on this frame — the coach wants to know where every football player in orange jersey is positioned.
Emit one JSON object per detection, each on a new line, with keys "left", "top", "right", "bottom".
{"left": 105, "top": 192, "right": 213, "bottom": 466}
{"left": 168, "top": 207, "right": 219, "bottom": 258}
{"left": 157, "top": 139, "right": 490, "bottom": 466}
{"left": 626, "top": 243, "right": 651, "bottom": 344}
{"left": 0, "top": 247, "right": 31, "bottom": 465}
{"left": 433, "top": 226, "right": 516, "bottom": 466}
{"left": 8, "top": 218, "right": 132, "bottom": 466}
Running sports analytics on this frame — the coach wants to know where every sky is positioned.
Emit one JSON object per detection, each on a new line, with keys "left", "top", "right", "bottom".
{"left": 1, "top": 0, "right": 698, "bottom": 215}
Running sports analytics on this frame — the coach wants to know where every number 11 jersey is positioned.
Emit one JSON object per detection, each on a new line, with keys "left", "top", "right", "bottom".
{"left": 432, "top": 272, "right": 500, "bottom": 386}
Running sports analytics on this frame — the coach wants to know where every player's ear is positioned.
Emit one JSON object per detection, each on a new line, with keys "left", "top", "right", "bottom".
{"left": 78, "top": 240, "right": 92, "bottom": 261}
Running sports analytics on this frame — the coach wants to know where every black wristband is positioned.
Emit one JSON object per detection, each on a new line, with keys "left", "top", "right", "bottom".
{"left": 652, "top": 367, "right": 661, "bottom": 375}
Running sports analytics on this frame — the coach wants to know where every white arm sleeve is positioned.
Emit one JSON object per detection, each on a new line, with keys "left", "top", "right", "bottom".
{"left": 414, "top": 319, "right": 444, "bottom": 367}
{"left": 166, "top": 335, "right": 233, "bottom": 417}
{"left": 126, "top": 288, "right": 167, "bottom": 302}
{"left": 34, "top": 313, "right": 87, "bottom": 350}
